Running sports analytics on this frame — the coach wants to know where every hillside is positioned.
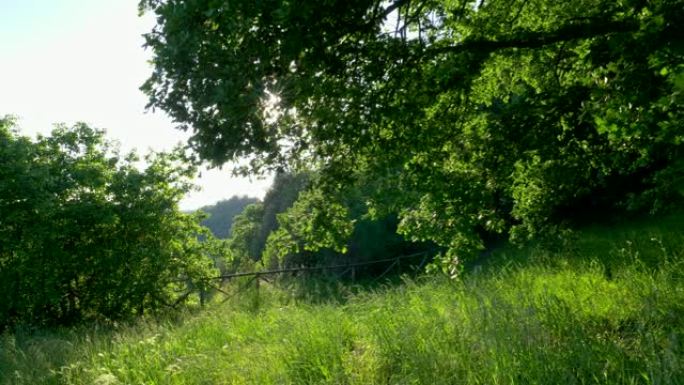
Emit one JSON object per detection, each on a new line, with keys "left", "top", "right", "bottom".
{"left": 198, "top": 196, "right": 259, "bottom": 239}
{"left": 1, "top": 213, "right": 683, "bottom": 384}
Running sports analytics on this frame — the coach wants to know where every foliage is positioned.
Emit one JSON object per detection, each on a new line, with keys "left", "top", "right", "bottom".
{"left": 220, "top": 172, "right": 308, "bottom": 268}
{"left": 140, "top": 0, "right": 684, "bottom": 268}
{"left": 3, "top": 212, "right": 684, "bottom": 384}
{"left": 262, "top": 179, "right": 432, "bottom": 270}
{"left": 226, "top": 202, "right": 265, "bottom": 267}
{"left": 218, "top": 170, "right": 430, "bottom": 271}
{"left": 263, "top": 188, "right": 355, "bottom": 268}
{"left": 197, "top": 195, "right": 258, "bottom": 238}
{"left": 256, "top": 172, "right": 311, "bottom": 255}
{"left": 0, "top": 118, "right": 218, "bottom": 328}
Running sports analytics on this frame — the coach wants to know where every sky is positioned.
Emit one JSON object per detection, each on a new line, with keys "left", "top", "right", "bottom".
{"left": 0, "top": 0, "right": 272, "bottom": 210}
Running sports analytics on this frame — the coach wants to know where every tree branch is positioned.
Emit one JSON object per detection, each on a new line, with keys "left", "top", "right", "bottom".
{"left": 376, "top": 0, "right": 412, "bottom": 23}
{"left": 508, "top": 0, "right": 529, "bottom": 28}
{"left": 427, "top": 18, "right": 639, "bottom": 57}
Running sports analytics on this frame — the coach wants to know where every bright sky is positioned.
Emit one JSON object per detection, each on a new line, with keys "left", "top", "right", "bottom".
{"left": 0, "top": 0, "right": 272, "bottom": 210}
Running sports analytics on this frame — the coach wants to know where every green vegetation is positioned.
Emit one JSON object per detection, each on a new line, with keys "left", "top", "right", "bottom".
{"left": 2, "top": 213, "right": 682, "bottom": 384}
{"left": 0, "top": 118, "right": 220, "bottom": 329}
{"left": 140, "top": 0, "right": 684, "bottom": 267}
{"left": 217, "top": 172, "right": 431, "bottom": 273}
{"left": 198, "top": 196, "right": 259, "bottom": 239}
{"left": 225, "top": 172, "right": 311, "bottom": 269}
{"left": 2, "top": 0, "right": 683, "bottom": 382}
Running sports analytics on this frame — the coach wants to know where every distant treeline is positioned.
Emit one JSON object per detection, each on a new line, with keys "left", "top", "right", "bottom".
{"left": 198, "top": 196, "right": 259, "bottom": 239}
{"left": 200, "top": 172, "right": 433, "bottom": 276}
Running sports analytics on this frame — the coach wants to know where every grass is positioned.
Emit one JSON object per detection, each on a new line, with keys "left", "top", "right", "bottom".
{"left": 1, "top": 213, "right": 683, "bottom": 384}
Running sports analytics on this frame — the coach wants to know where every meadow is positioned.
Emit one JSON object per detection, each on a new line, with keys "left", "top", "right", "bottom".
{"left": 2, "top": 213, "right": 683, "bottom": 385}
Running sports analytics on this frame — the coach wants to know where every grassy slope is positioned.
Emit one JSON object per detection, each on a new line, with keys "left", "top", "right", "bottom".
{"left": 1, "top": 214, "right": 683, "bottom": 384}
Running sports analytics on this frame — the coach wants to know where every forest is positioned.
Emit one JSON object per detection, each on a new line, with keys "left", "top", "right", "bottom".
{"left": 1, "top": 0, "right": 683, "bottom": 383}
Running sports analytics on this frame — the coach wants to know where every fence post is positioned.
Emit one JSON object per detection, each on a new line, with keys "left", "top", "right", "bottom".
{"left": 254, "top": 273, "right": 260, "bottom": 310}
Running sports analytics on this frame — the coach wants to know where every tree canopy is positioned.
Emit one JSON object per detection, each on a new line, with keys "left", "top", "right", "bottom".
{"left": 140, "top": 0, "right": 684, "bottom": 268}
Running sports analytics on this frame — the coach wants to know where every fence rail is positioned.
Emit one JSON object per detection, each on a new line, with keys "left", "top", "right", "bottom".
{"left": 192, "top": 249, "right": 436, "bottom": 306}
{"left": 207, "top": 249, "right": 435, "bottom": 281}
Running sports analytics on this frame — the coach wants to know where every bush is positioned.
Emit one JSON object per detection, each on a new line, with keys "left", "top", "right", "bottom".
{"left": 0, "top": 118, "right": 218, "bottom": 328}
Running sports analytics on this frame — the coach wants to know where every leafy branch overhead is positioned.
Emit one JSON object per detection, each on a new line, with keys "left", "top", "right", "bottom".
{"left": 140, "top": 0, "right": 684, "bottom": 266}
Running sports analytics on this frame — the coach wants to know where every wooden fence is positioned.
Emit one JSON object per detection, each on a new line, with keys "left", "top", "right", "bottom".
{"left": 197, "top": 250, "right": 435, "bottom": 305}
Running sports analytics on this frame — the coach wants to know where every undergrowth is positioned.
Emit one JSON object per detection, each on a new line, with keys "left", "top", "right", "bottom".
{"left": 1, "top": 213, "right": 683, "bottom": 384}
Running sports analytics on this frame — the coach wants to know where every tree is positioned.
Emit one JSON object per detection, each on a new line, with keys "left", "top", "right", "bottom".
{"left": 262, "top": 179, "right": 432, "bottom": 270}
{"left": 140, "top": 0, "right": 684, "bottom": 268}
{"left": 199, "top": 196, "right": 259, "bottom": 238}
{"left": 215, "top": 171, "right": 429, "bottom": 271}
{"left": 262, "top": 188, "right": 354, "bottom": 268}
{"left": 0, "top": 118, "right": 218, "bottom": 328}
{"left": 224, "top": 172, "right": 309, "bottom": 268}
{"left": 227, "top": 202, "right": 265, "bottom": 266}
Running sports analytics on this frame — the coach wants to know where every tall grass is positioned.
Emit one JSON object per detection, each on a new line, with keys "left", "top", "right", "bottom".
{"left": 2, "top": 213, "right": 683, "bottom": 384}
